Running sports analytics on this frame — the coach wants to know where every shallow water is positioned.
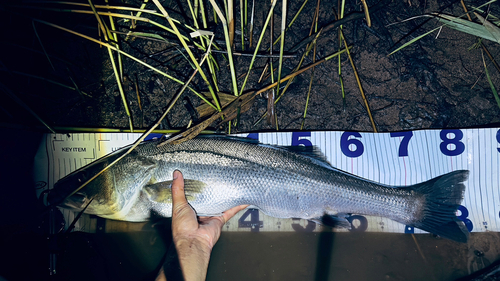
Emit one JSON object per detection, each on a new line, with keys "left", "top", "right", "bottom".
{"left": 47, "top": 229, "right": 500, "bottom": 281}
{"left": 208, "top": 232, "right": 500, "bottom": 281}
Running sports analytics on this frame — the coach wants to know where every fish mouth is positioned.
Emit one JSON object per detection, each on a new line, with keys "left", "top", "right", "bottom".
{"left": 61, "top": 192, "right": 88, "bottom": 210}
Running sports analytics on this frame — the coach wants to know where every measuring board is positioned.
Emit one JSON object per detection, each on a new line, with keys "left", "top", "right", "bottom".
{"left": 33, "top": 129, "right": 500, "bottom": 234}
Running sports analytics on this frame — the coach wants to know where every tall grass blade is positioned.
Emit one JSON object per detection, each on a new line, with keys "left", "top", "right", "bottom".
{"left": 32, "top": 18, "right": 217, "bottom": 110}
{"left": 275, "top": 0, "right": 287, "bottom": 99}
{"left": 32, "top": 21, "right": 55, "bottom": 71}
{"left": 186, "top": 0, "right": 200, "bottom": 29}
{"left": 435, "top": 13, "right": 500, "bottom": 43}
{"left": 89, "top": 0, "right": 133, "bottom": 131}
{"left": 301, "top": 68, "right": 314, "bottom": 130}
{"left": 460, "top": 0, "right": 500, "bottom": 74}
{"left": 360, "top": 0, "right": 371, "bottom": 27}
{"left": 152, "top": 0, "right": 221, "bottom": 110}
{"left": 88, "top": 0, "right": 110, "bottom": 40}
{"left": 240, "top": 0, "right": 245, "bottom": 50}
{"left": 483, "top": 52, "right": 500, "bottom": 110}
{"left": 268, "top": 1, "right": 276, "bottom": 127}
{"left": 67, "top": 70, "right": 85, "bottom": 98}
{"left": 255, "top": 47, "right": 349, "bottom": 95}
{"left": 196, "top": 0, "right": 220, "bottom": 90}
{"left": 390, "top": 1, "right": 499, "bottom": 56}
{"left": 227, "top": 0, "right": 234, "bottom": 47}
{"left": 272, "top": 0, "right": 309, "bottom": 46}
{"left": 388, "top": 26, "right": 441, "bottom": 56}
{"left": 105, "top": 0, "right": 123, "bottom": 81}
{"left": 132, "top": 73, "right": 142, "bottom": 113}
{"left": 209, "top": 0, "right": 239, "bottom": 96}
{"left": 239, "top": 0, "right": 278, "bottom": 95}
{"left": 340, "top": 29, "right": 377, "bottom": 132}
{"left": 134, "top": 0, "right": 150, "bottom": 17}
{"left": 249, "top": 0, "right": 255, "bottom": 47}
{"left": 253, "top": 45, "right": 349, "bottom": 126}
{"left": 301, "top": 0, "right": 320, "bottom": 130}
{"left": 338, "top": 0, "right": 346, "bottom": 109}
{"left": 475, "top": 13, "right": 500, "bottom": 43}
{"left": 200, "top": 0, "right": 208, "bottom": 28}
{"left": 19, "top": 1, "right": 155, "bottom": 13}
{"left": 30, "top": 8, "right": 203, "bottom": 46}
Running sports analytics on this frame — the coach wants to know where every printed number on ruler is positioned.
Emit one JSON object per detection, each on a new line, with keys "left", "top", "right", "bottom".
{"left": 495, "top": 129, "right": 500, "bottom": 223}
{"left": 457, "top": 205, "right": 474, "bottom": 232}
{"left": 291, "top": 133, "right": 316, "bottom": 232}
{"left": 390, "top": 131, "right": 414, "bottom": 231}
{"left": 404, "top": 206, "right": 474, "bottom": 234}
{"left": 247, "top": 133, "right": 259, "bottom": 140}
{"left": 340, "top": 130, "right": 467, "bottom": 158}
{"left": 238, "top": 209, "right": 263, "bottom": 232}
{"left": 497, "top": 129, "right": 500, "bottom": 153}
{"left": 390, "top": 131, "right": 413, "bottom": 157}
{"left": 292, "top": 132, "right": 312, "bottom": 147}
{"left": 338, "top": 133, "right": 369, "bottom": 231}
{"left": 341, "top": 132, "right": 364, "bottom": 157}
{"left": 440, "top": 129, "right": 465, "bottom": 156}
{"left": 347, "top": 215, "right": 368, "bottom": 232}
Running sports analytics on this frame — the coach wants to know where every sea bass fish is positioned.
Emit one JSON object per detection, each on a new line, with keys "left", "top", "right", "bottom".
{"left": 50, "top": 135, "right": 470, "bottom": 242}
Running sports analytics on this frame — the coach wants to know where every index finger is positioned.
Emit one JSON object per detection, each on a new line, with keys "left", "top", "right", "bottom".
{"left": 222, "top": 205, "right": 249, "bottom": 223}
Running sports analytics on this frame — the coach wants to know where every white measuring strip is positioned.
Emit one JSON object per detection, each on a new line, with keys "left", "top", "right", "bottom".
{"left": 33, "top": 129, "right": 500, "bottom": 234}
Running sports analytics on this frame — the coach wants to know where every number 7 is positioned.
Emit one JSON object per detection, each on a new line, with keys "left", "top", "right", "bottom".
{"left": 390, "top": 131, "right": 413, "bottom": 157}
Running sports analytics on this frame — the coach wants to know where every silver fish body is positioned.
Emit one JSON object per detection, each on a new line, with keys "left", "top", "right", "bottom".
{"left": 51, "top": 136, "right": 469, "bottom": 242}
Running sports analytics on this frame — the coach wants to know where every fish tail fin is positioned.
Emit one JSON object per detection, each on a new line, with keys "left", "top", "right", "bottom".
{"left": 408, "top": 170, "right": 470, "bottom": 243}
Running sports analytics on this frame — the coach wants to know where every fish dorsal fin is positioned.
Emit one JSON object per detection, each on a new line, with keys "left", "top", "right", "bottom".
{"left": 144, "top": 179, "right": 207, "bottom": 203}
{"left": 180, "top": 135, "right": 329, "bottom": 163}
{"left": 164, "top": 134, "right": 333, "bottom": 168}
{"left": 278, "top": 146, "right": 333, "bottom": 169}
{"left": 188, "top": 134, "right": 261, "bottom": 144}
{"left": 280, "top": 146, "right": 328, "bottom": 161}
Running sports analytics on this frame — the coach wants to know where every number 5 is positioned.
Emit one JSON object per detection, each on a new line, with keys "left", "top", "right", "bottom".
{"left": 292, "top": 132, "right": 312, "bottom": 147}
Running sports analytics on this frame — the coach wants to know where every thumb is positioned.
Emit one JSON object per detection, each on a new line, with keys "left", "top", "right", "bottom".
{"left": 171, "top": 170, "right": 186, "bottom": 207}
{"left": 170, "top": 170, "right": 197, "bottom": 233}
{"left": 171, "top": 170, "right": 194, "bottom": 220}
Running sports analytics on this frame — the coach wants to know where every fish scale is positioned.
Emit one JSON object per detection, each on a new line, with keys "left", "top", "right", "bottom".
{"left": 52, "top": 135, "right": 470, "bottom": 242}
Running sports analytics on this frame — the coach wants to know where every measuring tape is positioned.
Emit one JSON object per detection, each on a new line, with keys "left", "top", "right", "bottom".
{"left": 33, "top": 129, "right": 500, "bottom": 234}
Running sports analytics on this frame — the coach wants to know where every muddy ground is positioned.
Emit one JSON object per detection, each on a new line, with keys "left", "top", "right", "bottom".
{"left": 0, "top": 0, "right": 499, "bottom": 133}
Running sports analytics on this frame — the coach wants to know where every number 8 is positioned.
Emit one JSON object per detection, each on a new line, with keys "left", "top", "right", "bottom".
{"left": 439, "top": 130, "right": 465, "bottom": 156}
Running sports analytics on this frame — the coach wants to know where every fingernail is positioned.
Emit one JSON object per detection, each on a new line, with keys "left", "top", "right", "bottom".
{"left": 173, "top": 170, "right": 180, "bottom": 179}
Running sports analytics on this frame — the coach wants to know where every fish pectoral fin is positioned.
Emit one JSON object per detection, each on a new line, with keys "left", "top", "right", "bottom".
{"left": 311, "top": 214, "right": 351, "bottom": 229}
{"left": 144, "top": 182, "right": 172, "bottom": 203}
{"left": 144, "top": 179, "right": 207, "bottom": 203}
{"left": 183, "top": 179, "right": 207, "bottom": 194}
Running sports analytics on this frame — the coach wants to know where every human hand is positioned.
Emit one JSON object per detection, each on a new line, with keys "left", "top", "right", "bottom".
{"left": 170, "top": 170, "right": 248, "bottom": 280}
